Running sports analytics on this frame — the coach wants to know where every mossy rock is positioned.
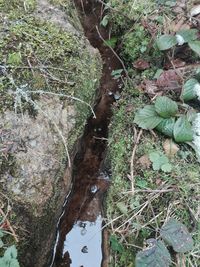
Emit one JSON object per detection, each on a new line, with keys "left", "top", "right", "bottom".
{"left": 0, "top": 1, "right": 102, "bottom": 266}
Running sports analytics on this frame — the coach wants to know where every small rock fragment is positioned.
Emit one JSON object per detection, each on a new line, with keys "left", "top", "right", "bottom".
{"left": 190, "top": 5, "right": 200, "bottom": 17}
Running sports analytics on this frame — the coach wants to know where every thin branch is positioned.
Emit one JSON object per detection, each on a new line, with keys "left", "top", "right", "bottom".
{"left": 28, "top": 90, "right": 96, "bottom": 119}
{"left": 130, "top": 128, "right": 143, "bottom": 194}
{"left": 0, "top": 208, "right": 19, "bottom": 243}
{"left": 95, "top": 26, "right": 130, "bottom": 80}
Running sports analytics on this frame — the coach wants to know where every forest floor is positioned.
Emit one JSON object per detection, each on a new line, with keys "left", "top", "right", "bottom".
{"left": 103, "top": 0, "right": 200, "bottom": 266}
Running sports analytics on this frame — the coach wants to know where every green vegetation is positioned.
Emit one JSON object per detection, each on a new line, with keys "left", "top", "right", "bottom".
{"left": 104, "top": 1, "right": 200, "bottom": 266}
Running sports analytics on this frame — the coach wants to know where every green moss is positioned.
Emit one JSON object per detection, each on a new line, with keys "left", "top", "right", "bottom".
{"left": 0, "top": 0, "right": 36, "bottom": 15}
{"left": 0, "top": 0, "right": 102, "bottom": 264}
{"left": 107, "top": 0, "right": 156, "bottom": 32}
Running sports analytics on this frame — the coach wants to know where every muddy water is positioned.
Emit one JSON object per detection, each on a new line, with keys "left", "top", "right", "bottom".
{"left": 50, "top": 1, "right": 122, "bottom": 266}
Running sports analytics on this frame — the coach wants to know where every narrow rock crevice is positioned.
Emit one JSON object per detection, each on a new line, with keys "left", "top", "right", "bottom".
{"left": 50, "top": 1, "right": 123, "bottom": 266}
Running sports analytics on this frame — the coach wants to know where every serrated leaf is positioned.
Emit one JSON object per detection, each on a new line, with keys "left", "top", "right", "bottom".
{"left": 173, "top": 116, "right": 193, "bottom": 142}
{"left": 156, "top": 117, "right": 175, "bottom": 137}
{"left": 182, "top": 78, "right": 199, "bottom": 101}
{"left": 134, "top": 105, "right": 163, "bottom": 130}
{"left": 110, "top": 235, "right": 124, "bottom": 253}
{"left": 176, "top": 29, "right": 198, "bottom": 43}
{"left": 189, "top": 40, "right": 200, "bottom": 56}
{"left": 160, "top": 218, "right": 194, "bottom": 253}
{"left": 161, "top": 163, "right": 172, "bottom": 172}
{"left": 155, "top": 96, "right": 178, "bottom": 118}
{"left": 135, "top": 239, "right": 171, "bottom": 267}
{"left": 149, "top": 152, "right": 170, "bottom": 171}
{"left": 157, "top": 35, "right": 177, "bottom": 50}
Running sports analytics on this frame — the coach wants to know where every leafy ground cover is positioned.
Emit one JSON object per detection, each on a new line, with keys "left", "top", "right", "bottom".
{"left": 103, "top": 0, "right": 200, "bottom": 266}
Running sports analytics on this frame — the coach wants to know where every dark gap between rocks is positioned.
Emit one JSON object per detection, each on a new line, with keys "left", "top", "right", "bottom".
{"left": 49, "top": 1, "right": 123, "bottom": 266}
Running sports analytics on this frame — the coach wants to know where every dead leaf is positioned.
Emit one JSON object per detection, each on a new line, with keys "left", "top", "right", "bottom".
{"left": 137, "top": 154, "right": 151, "bottom": 169}
{"left": 133, "top": 59, "right": 150, "bottom": 70}
{"left": 164, "top": 59, "right": 186, "bottom": 69}
{"left": 156, "top": 69, "right": 182, "bottom": 90}
{"left": 141, "top": 80, "right": 159, "bottom": 95}
{"left": 125, "top": 104, "right": 134, "bottom": 112}
{"left": 156, "top": 178, "right": 162, "bottom": 186}
{"left": 163, "top": 139, "right": 179, "bottom": 157}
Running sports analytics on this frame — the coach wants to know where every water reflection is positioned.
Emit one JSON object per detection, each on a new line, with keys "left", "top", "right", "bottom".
{"left": 63, "top": 216, "right": 103, "bottom": 267}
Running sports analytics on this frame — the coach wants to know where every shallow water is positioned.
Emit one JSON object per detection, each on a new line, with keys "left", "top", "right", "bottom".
{"left": 49, "top": 0, "right": 123, "bottom": 265}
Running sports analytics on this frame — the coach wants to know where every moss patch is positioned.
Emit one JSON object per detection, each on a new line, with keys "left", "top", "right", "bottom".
{"left": 0, "top": 0, "right": 102, "bottom": 266}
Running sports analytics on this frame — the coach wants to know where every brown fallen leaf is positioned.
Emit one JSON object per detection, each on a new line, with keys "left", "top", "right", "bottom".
{"left": 164, "top": 58, "right": 186, "bottom": 69}
{"left": 125, "top": 104, "right": 134, "bottom": 112}
{"left": 137, "top": 154, "right": 151, "bottom": 169}
{"left": 141, "top": 64, "right": 200, "bottom": 96}
{"left": 156, "top": 69, "right": 182, "bottom": 89}
{"left": 163, "top": 139, "right": 179, "bottom": 157}
{"left": 133, "top": 59, "right": 150, "bottom": 70}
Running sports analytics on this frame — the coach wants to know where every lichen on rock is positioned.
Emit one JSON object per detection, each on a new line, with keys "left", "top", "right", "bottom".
{"left": 0, "top": 0, "right": 102, "bottom": 266}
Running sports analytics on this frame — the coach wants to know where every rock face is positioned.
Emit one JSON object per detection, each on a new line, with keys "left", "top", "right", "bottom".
{"left": 0, "top": 0, "right": 101, "bottom": 266}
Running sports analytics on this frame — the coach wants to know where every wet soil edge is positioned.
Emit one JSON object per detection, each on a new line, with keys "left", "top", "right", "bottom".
{"left": 50, "top": 0, "right": 123, "bottom": 266}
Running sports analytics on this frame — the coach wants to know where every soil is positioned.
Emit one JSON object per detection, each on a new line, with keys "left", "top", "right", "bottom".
{"left": 50, "top": 1, "right": 123, "bottom": 266}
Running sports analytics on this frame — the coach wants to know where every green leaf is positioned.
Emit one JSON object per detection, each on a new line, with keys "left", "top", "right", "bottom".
{"left": 149, "top": 151, "right": 172, "bottom": 172}
{"left": 182, "top": 78, "right": 199, "bottom": 101}
{"left": 161, "top": 163, "right": 172, "bottom": 172}
{"left": 4, "top": 245, "right": 18, "bottom": 260}
{"left": 156, "top": 35, "right": 177, "bottom": 50}
{"left": 111, "top": 69, "right": 123, "bottom": 79}
{"left": 134, "top": 105, "right": 163, "bottom": 130}
{"left": 149, "top": 152, "right": 162, "bottom": 171}
{"left": 176, "top": 29, "right": 198, "bottom": 44}
{"left": 160, "top": 218, "right": 194, "bottom": 253}
{"left": 110, "top": 235, "right": 124, "bottom": 253}
{"left": 135, "top": 239, "right": 171, "bottom": 267}
{"left": 100, "top": 15, "right": 109, "bottom": 27}
{"left": 116, "top": 202, "right": 128, "bottom": 215}
{"left": 7, "top": 52, "right": 22, "bottom": 65}
{"left": 104, "top": 37, "right": 118, "bottom": 48}
{"left": 189, "top": 40, "right": 200, "bottom": 56}
{"left": 154, "top": 69, "right": 163, "bottom": 79}
{"left": 156, "top": 117, "right": 175, "bottom": 137}
{"left": 155, "top": 96, "right": 178, "bottom": 118}
{"left": 173, "top": 116, "right": 193, "bottom": 142}
{"left": 0, "top": 245, "right": 20, "bottom": 267}
{"left": 0, "top": 258, "right": 6, "bottom": 267}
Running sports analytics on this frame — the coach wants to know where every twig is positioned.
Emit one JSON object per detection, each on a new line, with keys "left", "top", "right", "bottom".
{"left": 130, "top": 128, "right": 143, "bottom": 194}
{"left": 0, "top": 208, "right": 19, "bottom": 243}
{"left": 28, "top": 90, "right": 96, "bottom": 119}
{"left": 95, "top": 26, "right": 131, "bottom": 80}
